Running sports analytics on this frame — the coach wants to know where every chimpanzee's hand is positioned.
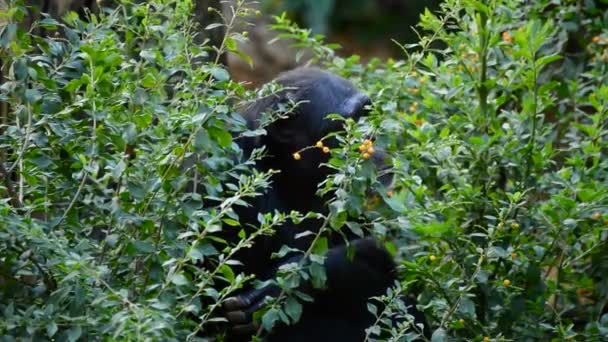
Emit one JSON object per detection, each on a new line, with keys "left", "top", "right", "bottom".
{"left": 223, "top": 284, "right": 280, "bottom": 335}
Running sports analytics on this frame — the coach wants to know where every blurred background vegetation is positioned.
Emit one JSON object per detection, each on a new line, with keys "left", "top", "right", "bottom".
{"left": 3, "top": 0, "right": 608, "bottom": 340}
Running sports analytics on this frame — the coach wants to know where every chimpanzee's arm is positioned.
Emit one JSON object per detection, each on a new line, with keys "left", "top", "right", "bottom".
{"left": 223, "top": 238, "right": 396, "bottom": 334}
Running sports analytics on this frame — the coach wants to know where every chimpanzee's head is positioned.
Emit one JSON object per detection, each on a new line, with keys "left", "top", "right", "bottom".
{"left": 242, "top": 67, "right": 371, "bottom": 179}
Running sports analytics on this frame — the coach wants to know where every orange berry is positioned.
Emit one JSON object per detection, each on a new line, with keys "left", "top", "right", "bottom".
{"left": 367, "top": 146, "right": 375, "bottom": 154}
{"left": 358, "top": 145, "right": 367, "bottom": 152}
{"left": 593, "top": 212, "right": 601, "bottom": 220}
{"left": 503, "top": 279, "right": 511, "bottom": 286}
{"left": 502, "top": 32, "right": 512, "bottom": 43}
{"left": 292, "top": 152, "right": 301, "bottom": 160}
{"left": 414, "top": 119, "right": 424, "bottom": 127}
{"left": 577, "top": 288, "right": 591, "bottom": 296}
{"left": 387, "top": 190, "right": 393, "bottom": 197}
{"left": 315, "top": 141, "right": 323, "bottom": 148}
{"left": 362, "top": 153, "right": 370, "bottom": 159}
{"left": 322, "top": 146, "right": 330, "bottom": 154}
{"left": 603, "top": 219, "right": 608, "bottom": 225}
{"left": 592, "top": 36, "right": 601, "bottom": 43}
{"left": 363, "top": 139, "right": 373, "bottom": 147}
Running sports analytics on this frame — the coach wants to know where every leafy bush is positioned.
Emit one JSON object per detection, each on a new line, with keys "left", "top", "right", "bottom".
{"left": 1, "top": 0, "right": 607, "bottom": 341}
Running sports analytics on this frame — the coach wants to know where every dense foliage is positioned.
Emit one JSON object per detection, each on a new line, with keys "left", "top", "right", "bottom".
{"left": 1, "top": 0, "right": 607, "bottom": 341}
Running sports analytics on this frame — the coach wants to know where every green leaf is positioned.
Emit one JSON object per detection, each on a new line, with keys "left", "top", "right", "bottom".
{"left": 66, "top": 326, "right": 82, "bottom": 342}
{"left": 412, "top": 221, "right": 450, "bottom": 236}
{"left": 222, "top": 218, "right": 240, "bottom": 226}
{"left": 431, "top": 327, "right": 447, "bottom": 342}
{"left": 536, "top": 54, "right": 561, "bottom": 68}
{"left": 208, "top": 126, "right": 232, "bottom": 147}
{"left": 468, "top": 136, "right": 485, "bottom": 145}
{"left": 46, "top": 321, "right": 58, "bottom": 337}
{"left": 210, "top": 67, "right": 230, "bottom": 81}
{"left": 133, "top": 241, "right": 155, "bottom": 253}
{"left": 170, "top": 273, "right": 190, "bottom": 286}
{"left": 205, "top": 23, "right": 224, "bottom": 30}
{"left": 225, "top": 37, "right": 237, "bottom": 51}
{"left": 262, "top": 308, "right": 280, "bottom": 331}
{"left": 194, "top": 129, "right": 211, "bottom": 151}
{"left": 284, "top": 297, "right": 302, "bottom": 323}
{"left": 25, "top": 88, "right": 41, "bottom": 104}
{"left": 312, "top": 237, "right": 328, "bottom": 255}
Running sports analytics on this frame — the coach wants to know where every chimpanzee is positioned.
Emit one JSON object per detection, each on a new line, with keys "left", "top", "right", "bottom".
{"left": 216, "top": 67, "right": 411, "bottom": 341}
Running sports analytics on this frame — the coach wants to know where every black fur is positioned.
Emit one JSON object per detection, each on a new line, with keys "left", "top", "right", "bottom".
{"left": 218, "top": 67, "right": 405, "bottom": 341}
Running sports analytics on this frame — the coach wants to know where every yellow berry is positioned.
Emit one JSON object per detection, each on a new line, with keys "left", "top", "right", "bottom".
{"left": 511, "top": 252, "right": 517, "bottom": 260}
{"left": 483, "top": 337, "right": 491, "bottom": 342}
{"left": 458, "top": 43, "right": 465, "bottom": 50}
{"left": 292, "top": 152, "right": 301, "bottom": 160}
{"left": 603, "top": 219, "right": 608, "bottom": 225}
{"left": 358, "top": 145, "right": 367, "bottom": 152}
{"left": 409, "top": 106, "right": 416, "bottom": 113}
{"left": 362, "top": 153, "right": 370, "bottom": 160}
{"left": 322, "top": 146, "right": 330, "bottom": 154}
{"left": 511, "top": 222, "right": 520, "bottom": 229}
{"left": 503, "top": 279, "right": 511, "bottom": 286}
{"left": 412, "top": 101, "right": 418, "bottom": 107}
{"left": 458, "top": 319, "right": 464, "bottom": 324}
{"left": 315, "top": 141, "right": 324, "bottom": 148}
{"left": 429, "top": 255, "right": 437, "bottom": 261}
{"left": 363, "top": 139, "right": 373, "bottom": 147}
{"left": 593, "top": 212, "right": 601, "bottom": 220}
{"left": 367, "top": 146, "right": 375, "bottom": 154}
